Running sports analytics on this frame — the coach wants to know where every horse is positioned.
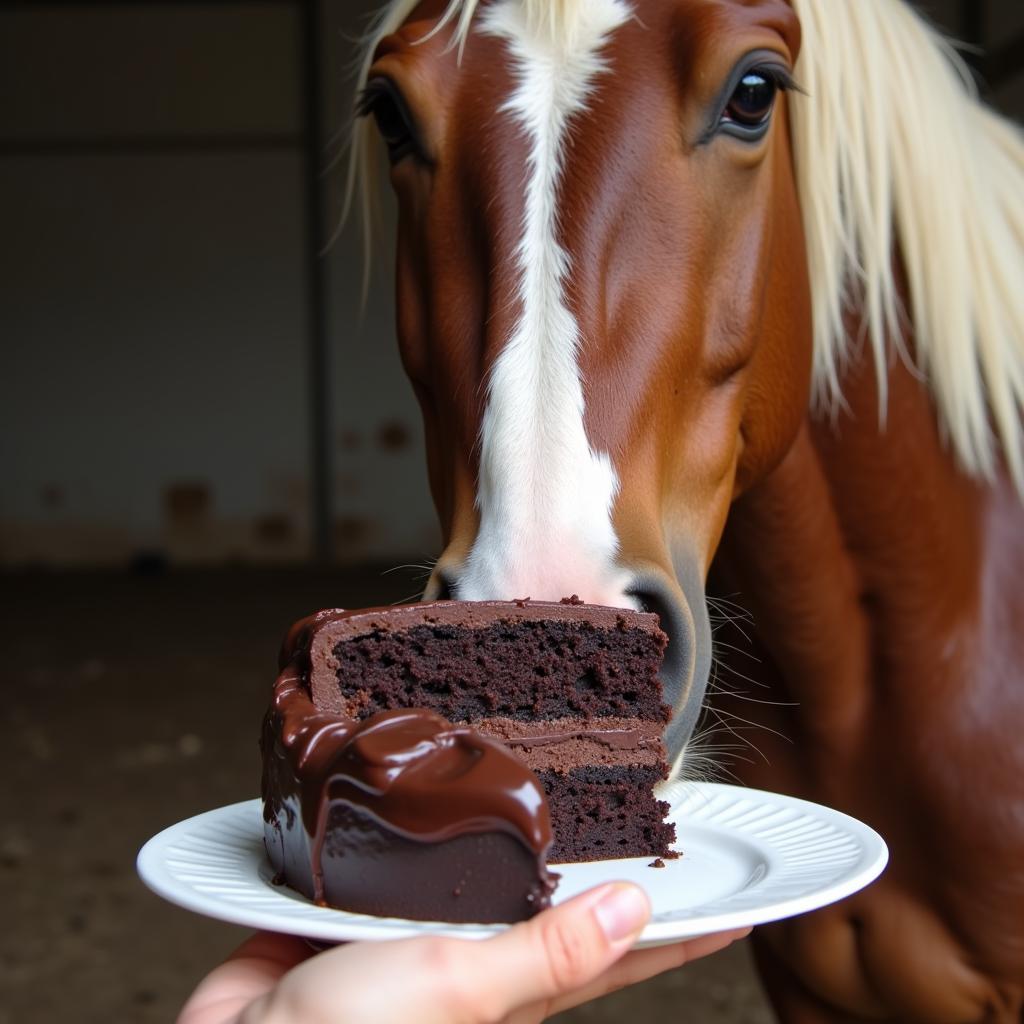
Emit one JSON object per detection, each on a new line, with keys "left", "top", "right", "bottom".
{"left": 346, "top": 0, "right": 1024, "bottom": 1019}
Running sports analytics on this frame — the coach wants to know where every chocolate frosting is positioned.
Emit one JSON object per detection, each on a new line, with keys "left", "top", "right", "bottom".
{"left": 263, "top": 612, "right": 557, "bottom": 908}
{"left": 504, "top": 727, "right": 650, "bottom": 750}
{"left": 292, "top": 598, "right": 661, "bottom": 642}
{"left": 313, "top": 708, "right": 551, "bottom": 846}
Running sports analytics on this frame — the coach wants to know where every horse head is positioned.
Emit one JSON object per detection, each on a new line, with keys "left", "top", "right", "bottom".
{"left": 356, "top": 0, "right": 813, "bottom": 759}
{"left": 351, "top": 0, "right": 1024, "bottom": 768}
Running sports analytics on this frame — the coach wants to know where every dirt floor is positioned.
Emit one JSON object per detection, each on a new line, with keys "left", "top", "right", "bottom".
{"left": 0, "top": 568, "right": 772, "bottom": 1023}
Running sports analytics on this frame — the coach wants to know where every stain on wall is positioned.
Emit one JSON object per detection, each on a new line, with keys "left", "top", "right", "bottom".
{"left": 254, "top": 514, "right": 295, "bottom": 546}
{"left": 39, "top": 484, "right": 66, "bottom": 510}
{"left": 334, "top": 516, "right": 376, "bottom": 556}
{"left": 375, "top": 419, "right": 411, "bottom": 452}
{"left": 164, "top": 482, "right": 212, "bottom": 526}
{"left": 338, "top": 428, "right": 362, "bottom": 452}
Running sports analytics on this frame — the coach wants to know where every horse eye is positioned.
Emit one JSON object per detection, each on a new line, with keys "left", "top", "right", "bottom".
{"left": 723, "top": 71, "right": 778, "bottom": 130}
{"left": 358, "top": 83, "right": 417, "bottom": 163}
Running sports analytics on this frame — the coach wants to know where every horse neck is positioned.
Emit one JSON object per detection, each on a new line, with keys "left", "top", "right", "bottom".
{"left": 711, "top": 337, "right": 1021, "bottom": 746}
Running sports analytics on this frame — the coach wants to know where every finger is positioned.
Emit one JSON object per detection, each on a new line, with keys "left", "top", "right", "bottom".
{"left": 453, "top": 882, "right": 651, "bottom": 1022}
{"left": 230, "top": 931, "right": 318, "bottom": 970}
{"left": 177, "top": 932, "right": 315, "bottom": 1024}
{"left": 546, "top": 926, "right": 753, "bottom": 1015}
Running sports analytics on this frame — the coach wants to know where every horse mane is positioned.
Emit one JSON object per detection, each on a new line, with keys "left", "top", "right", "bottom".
{"left": 349, "top": 0, "right": 1024, "bottom": 490}
{"left": 789, "top": 0, "right": 1024, "bottom": 490}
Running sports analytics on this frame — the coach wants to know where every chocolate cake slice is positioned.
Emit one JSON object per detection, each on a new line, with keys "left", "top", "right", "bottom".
{"left": 261, "top": 599, "right": 676, "bottom": 923}
{"left": 309, "top": 600, "right": 674, "bottom": 861}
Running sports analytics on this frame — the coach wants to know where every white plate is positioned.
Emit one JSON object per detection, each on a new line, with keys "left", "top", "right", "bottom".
{"left": 137, "top": 783, "right": 887, "bottom": 947}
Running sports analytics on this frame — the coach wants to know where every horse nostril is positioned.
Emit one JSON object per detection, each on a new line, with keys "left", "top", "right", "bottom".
{"left": 627, "top": 580, "right": 692, "bottom": 717}
{"left": 630, "top": 586, "right": 674, "bottom": 636}
{"left": 428, "top": 570, "right": 457, "bottom": 602}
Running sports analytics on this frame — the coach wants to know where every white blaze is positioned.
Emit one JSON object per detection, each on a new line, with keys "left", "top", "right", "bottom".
{"left": 458, "top": 0, "right": 633, "bottom": 606}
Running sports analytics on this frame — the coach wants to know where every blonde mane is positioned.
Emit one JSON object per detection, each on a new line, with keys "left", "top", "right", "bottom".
{"left": 349, "top": 0, "right": 1024, "bottom": 490}
{"left": 790, "top": 0, "right": 1024, "bottom": 489}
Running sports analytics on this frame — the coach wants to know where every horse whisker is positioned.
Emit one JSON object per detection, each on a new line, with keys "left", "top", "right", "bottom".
{"left": 706, "top": 704, "right": 793, "bottom": 746}
{"left": 381, "top": 559, "right": 438, "bottom": 575}
{"left": 706, "top": 687, "right": 800, "bottom": 708}
{"left": 710, "top": 638, "right": 761, "bottom": 661}
{"left": 709, "top": 654, "right": 772, "bottom": 690}
{"left": 695, "top": 705, "right": 772, "bottom": 766}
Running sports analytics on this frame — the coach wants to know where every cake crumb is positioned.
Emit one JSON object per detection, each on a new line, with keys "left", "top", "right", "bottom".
{"left": 648, "top": 858, "right": 666, "bottom": 869}
{"left": 560, "top": 594, "right": 584, "bottom": 605}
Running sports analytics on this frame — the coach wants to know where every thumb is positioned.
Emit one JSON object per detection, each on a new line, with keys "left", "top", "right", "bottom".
{"left": 462, "top": 882, "right": 651, "bottom": 1020}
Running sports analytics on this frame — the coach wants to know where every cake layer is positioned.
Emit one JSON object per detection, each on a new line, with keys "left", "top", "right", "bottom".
{"left": 310, "top": 604, "right": 668, "bottom": 724}
{"left": 537, "top": 765, "right": 676, "bottom": 863}
{"left": 475, "top": 716, "right": 666, "bottom": 772}
{"left": 263, "top": 599, "right": 676, "bottom": 919}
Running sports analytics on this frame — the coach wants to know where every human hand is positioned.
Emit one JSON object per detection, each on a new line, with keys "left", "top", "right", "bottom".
{"left": 178, "top": 882, "right": 750, "bottom": 1024}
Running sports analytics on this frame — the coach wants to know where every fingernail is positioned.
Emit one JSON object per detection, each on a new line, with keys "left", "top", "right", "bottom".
{"left": 592, "top": 884, "right": 650, "bottom": 943}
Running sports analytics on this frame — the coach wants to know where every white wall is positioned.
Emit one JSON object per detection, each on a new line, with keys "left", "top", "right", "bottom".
{"left": 322, "top": 0, "right": 443, "bottom": 569}
{"left": 1, "top": 0, "right": 1019, "bottom": 568}
{"left": 0, "top": 0, "right": 438, "bottom": 567}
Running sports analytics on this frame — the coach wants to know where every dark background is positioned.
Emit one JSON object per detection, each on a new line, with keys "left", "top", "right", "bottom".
{"left": 1, "top": 2, "right": 1021, "bottom": 1021}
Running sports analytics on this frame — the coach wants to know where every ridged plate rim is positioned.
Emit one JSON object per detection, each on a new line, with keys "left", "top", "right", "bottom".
{"left": 137, "top": 783, "right": 888, "bottom": 947}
